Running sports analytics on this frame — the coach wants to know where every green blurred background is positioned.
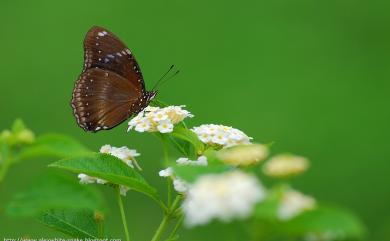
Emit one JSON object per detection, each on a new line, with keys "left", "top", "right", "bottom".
{"left": 0, "top": 0, "right": 389, "bottom": 240}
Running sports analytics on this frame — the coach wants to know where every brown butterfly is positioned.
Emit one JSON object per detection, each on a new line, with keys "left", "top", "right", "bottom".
{"left": 71, "top": 26, "right": 157, "bottom": 132}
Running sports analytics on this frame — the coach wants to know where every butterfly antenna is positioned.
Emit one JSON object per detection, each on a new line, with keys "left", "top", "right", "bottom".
{"left": 152, "top": 65, "right": 174, "bottom": 91}
{"left": 155, "top": 70, "right": 180, "bottom": 90}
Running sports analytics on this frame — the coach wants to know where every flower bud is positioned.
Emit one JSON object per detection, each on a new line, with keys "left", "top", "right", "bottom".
{"left": 0, "top": 130, "right": 11, "bottom": 141}
{"left": 217, "top": 144, "right": 269, "bottom": 166}
{"left": 16, "top": 129, "right": 35, "bottom": 144}
{"left": 94, "top": 210, "right": 105, "bottom": 222}
{"left": 263, "top": 154, "right": 309, "bottom": 178}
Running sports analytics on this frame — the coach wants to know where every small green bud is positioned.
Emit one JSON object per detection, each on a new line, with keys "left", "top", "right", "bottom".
{"left": 16, "top": 129, "right": 35, "bottom": 144}
{"left": 0, "top": 130, "right": 11, "bottom": 141}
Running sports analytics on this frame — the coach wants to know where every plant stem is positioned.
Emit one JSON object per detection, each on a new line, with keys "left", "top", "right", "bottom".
{"left": 168, "top": 214, "right": 184, "bottom": 239}
{"left": 151, "top": 195, "right": 182, "bottom": 241}
{"left": 117, "top": 187, "right": 131, "bottom": 241}
{"left": 167, "top": 179, "right": 172, "bottom": 207}
{"left": 151, "top": 213, "right": 170, "bottom": 241}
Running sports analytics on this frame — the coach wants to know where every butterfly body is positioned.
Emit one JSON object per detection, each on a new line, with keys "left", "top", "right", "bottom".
{"left": 71, "top": 26, "right": 156, "bottom": 132}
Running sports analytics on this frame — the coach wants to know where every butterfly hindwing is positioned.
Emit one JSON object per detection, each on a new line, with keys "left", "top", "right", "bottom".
{"left": 71, "top": 68, "right": 142, "bottom": 132}
{"left": 83, "top": 26, "right": 145, "bottom": 94}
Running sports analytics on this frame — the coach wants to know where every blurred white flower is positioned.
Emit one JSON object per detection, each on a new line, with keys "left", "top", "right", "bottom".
{"left": 173, "top": 178, "right": 189, "bottom": 193}
{"left": 191, "top": 124, "right": 252, "bottom": 148}
{"left": 217, "top": 144, "right": 269, "bottom": 166}
{"left": 277, "top": 189, "right": 316, "bottom": 221}
{"left": 263, "top": 154, "right": 309, "bottom": 178}
{"left": 182, "top": 170, "right": 266, "bottom": 227}
{"left": 176, "top": 155, "right": 208, "bottom": 166}
{"left": 128, "top": 105, "right": 193, "bottom": 134}
{"left": 78, "top": 145, "right": 140, "bottom": 196}
{"left": 159, "top": 167, "right": 174, "bottom": 177}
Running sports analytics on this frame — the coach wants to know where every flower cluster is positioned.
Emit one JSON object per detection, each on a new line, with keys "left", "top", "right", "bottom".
{"left": 182, "top": 170, "right": 266, "bottom": 227}
{"left": 192, "top": 124, "right": 252, "bottom": 148}
{"left": 277, "top": 189, "right": 316, "bottom": 221}
{"left": 128, "top": 105, "right": 193, "bottom": 133}
{"left": 263, "top": 154, "right": 309, "bottom": 178}
{"left": 159, "top": 156, "right": 208, "bottom": 193}
{"left": 78, "top": 145, "right": 140, "bottom": 196}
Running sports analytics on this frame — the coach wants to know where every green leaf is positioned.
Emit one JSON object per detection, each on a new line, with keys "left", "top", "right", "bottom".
{"left": 49, "top": 153, "right": 162, "bottom": 206}
{"left": 7, "top": 174, "right": 104, "bottom": 217}
{"left": 173, "top": 164, "right": 232, "bottom": 182}
{"left": 39, "top": 209, "right": 103, "bottom": 238}
{"left": 283, "top": 205, "right": 366, "bottom": 239}
{"left": 170, "top": 126, "right": 204, "bottom": 155}
{"left": 16, "top": 133, "right": 90, "bottom": 162}
{"left": 168, "top": 135, "right": 191, "bottom": 157}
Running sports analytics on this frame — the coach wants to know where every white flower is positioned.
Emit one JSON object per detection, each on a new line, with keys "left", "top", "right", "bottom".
{"left": 176, "top": 156, "right": 208, "bottom": 166}
{"left": 128, "top": 105, "right": 193, "bottom": 134}
{"left": 191, "top": 124, "right": 252, "bottom": 148}
{"left": 182, "top": 171, "right": 266, "bottom": 227}
{"left": 144, "top": 106, "right": 159, "bottom": 112}
{"left": 99, "top": 144, "right": 111, "bottom": 154}
{"left": 159, "top": 167, "right": 174, "bottom": 177}
{"left": 173, "top": 178, "right": 189, "bottom": 193}
{"left": 78, "top": 173, "right": 96, "bottom": 184}
{"left": 152, "top": 110, "right": 168, "bottom": 122}
{"left": 78, "top": 145, "right": 140, "bottom": 196}
{"left": 277, "top": 189, "right": 316, "bottom": 221}
{"left": 176, "top": 157, "right": 189, "bottom": 165}
{"left": 216, "top": 144, "right": 269, "bottom": 166}
{"left": 263, "top": 154, "right": 309, "bottom": 178}
{"left": 135, "top": 120, "right": 151, "bottom": 132}
{"left": 157, "top": 119, "right": 174, "bottom": 133}
{"left": 120, "top": 186, "right": 131, "bottom": 196}
{"left": 158, "top": 169, "right": 189, "bottom": 193}
{"left": 96, "top": 178, "right": 108, "bottom": 184}
{"left": 212, "top": 132, "right": 229, "bottom": 145}
{"left": 197, "top": 156, "right": 208, "bottom": 166}
{"left": 158, "top": 167, "right": 191, "bottom": 193}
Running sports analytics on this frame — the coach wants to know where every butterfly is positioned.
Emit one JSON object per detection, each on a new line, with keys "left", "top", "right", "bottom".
{"left": 71, "top": 26, "right": 157, "bottom": 132}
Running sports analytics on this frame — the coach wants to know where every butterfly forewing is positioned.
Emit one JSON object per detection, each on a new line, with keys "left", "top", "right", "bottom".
{"left": 71, "top": 68, "right": 142, "bottom": 132}
{"left": 83, "top": 26, "right": 145, "bottom": 94}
